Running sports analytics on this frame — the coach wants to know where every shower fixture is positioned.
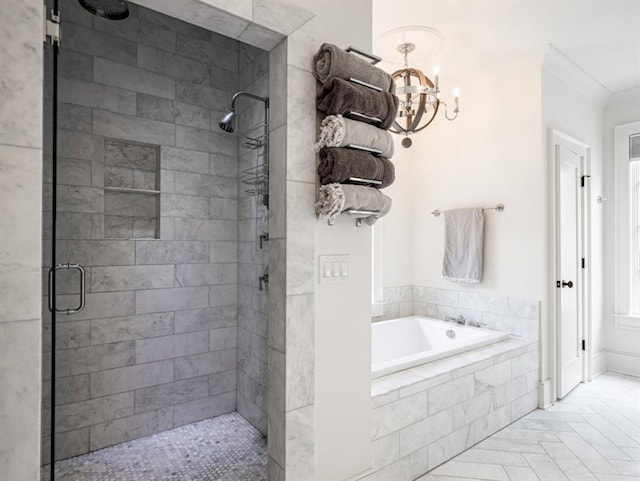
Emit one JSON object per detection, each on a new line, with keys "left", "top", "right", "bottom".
{"left": 78, "top": 0, "right": 130, "bottom": 20}
{"left": 218, "top": 92, "right": 269, "bottom": 134}
{"left": 218, "top": 111, "right": 236, "bottom": 133}
{"left": 218, "top": 91, "right": 270, "bottom": 209}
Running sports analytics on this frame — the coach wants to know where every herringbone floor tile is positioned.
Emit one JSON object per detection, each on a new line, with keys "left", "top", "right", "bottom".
{"left": 418, "top": 371, "right": 640, "bottom": 481}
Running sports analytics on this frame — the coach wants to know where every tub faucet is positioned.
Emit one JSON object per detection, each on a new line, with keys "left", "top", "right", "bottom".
{"left": 444, "top": 315, "right": 466, "bottom": 325}
{"left": 467, "top": 320, "right": 486, "bottom": 328}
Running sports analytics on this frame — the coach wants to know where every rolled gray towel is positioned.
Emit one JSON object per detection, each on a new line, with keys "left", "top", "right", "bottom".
{"left": 318, "top": 147, "right": 395, "bottom": 188}
{"left": 313, "top": 43, "right": 396, "bottom": 93}
{"left": 317, "top": 78, "right": 399, "bottom": 130}
{"left": 315, "top": 183, "right": 392, "bottom": 226}
{"left": 314, "top": 115, "right": 395, "bottom": 158}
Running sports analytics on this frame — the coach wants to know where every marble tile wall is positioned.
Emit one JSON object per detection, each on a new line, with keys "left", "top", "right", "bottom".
{"left": 369, "top": 337, "right": 540, "bottom": 480}
{"left": 236, "top": 42, "right": 270, "bottom": 435}
{"left": 41, "top": 2, "right": 244, "bottom": 463}
{"left": 268, "top": 39, "right": 288, "bottom": 481}
{"left": 0, "top": 0, "right": 43, "bottom": 479}
{"left": 283, "top": 18, "right": 318, "bottom": 481}
{"left": 374, "top": 286, "right": 539, "bottom": 339}
{"left": 267, "top": 17, "right": 318, "bottom": 479}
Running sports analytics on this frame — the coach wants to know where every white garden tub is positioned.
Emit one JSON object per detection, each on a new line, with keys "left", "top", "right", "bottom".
{"left": 372, "top": 316, "right": 510, "bottom": 378}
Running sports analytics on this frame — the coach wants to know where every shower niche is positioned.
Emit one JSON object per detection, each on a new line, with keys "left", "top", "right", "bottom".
{"left": 103, "top": 139, "right": 160, "bottom": 239}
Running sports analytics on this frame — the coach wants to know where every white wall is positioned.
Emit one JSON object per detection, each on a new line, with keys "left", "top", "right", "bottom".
{"left": 541, "top": 48, "right": 609, "bottom": 379}
{"left": 379, "top": 140, "right": 413, "bottom": 289}
{"left": 603, "top": 86, "right": 640, "bottom": 375}
{"left": 403, "top": 60, "right": 544, "bottom": 298}
{"left": 295, "top": 1, "right": 377, "bottom": 479}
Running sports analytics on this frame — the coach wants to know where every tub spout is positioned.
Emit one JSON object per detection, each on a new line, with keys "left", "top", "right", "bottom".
{"left": 444, "top": 315, "right": 466, "bottom": 325}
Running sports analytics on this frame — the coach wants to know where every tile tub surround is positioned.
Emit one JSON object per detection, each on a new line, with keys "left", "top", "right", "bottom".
{"left": 370, "top": 336, "right": 539, "bottom": 481}
{"left": 40, "top": 2, "right": 254, "bottom": 463}
{"left": 375, "top": 285, "right": 540, "bottom": 339}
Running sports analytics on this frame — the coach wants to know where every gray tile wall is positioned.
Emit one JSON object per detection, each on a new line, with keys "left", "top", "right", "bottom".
{"left": 41, "top": 2, "right": 245, "bottom": 462}
{"left": 374, "top": 286, "right": 539, "bottom": 339}
{"left": 236, "top": 43, "right": 270, "bottom": 435}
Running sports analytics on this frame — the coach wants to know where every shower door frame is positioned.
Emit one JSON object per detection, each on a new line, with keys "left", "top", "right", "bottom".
{"left": 44, "top": 2, "right": 60, "bottom": 478}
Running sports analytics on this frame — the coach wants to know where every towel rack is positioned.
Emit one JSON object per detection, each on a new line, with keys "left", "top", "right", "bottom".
{"left": 345, "top": 144, "right": 383, "bottom": 155}
{"left": 345, "top": 111, "right": 382, "bottom": 124}
{"left": 328, "top": 209, "right": 381, "bottom": 227}
{"left": 349, "top": 77, "right": 383, "bottom": 92}
{"left": 431, "top": 203, "right": 505, "bottom": 217}
{"left": 346, "top": 177, "right": 382, "bottom": 186}
{"left": 345, "top": 46, "right": 382, "bottom": 65}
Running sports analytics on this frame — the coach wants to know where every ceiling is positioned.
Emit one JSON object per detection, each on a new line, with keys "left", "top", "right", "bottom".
{"left": 373, "top": 0, "right": 640, "bottom": 94}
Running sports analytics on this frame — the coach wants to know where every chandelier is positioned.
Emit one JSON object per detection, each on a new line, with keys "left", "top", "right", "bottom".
{"left": 390, "top": 42, "right": 459, "bottom": 148}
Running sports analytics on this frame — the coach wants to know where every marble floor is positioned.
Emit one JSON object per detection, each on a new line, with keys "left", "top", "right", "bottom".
{"left": 41, "top": 412, "right": 267, "bottom": 481}
{"left": 419, "top": 371, "right": 640, "bottom": 481}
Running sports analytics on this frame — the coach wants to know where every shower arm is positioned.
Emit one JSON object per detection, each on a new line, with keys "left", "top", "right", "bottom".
{"left": 231, "top": 92, "right": 269, "bottom": 116}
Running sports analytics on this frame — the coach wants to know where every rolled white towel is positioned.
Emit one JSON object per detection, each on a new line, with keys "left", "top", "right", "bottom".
{"left": 315, "top": 183, "right": 392, "bottom": 225}
{"left": 314, "top": 114, "right": 395, "bottom": 158}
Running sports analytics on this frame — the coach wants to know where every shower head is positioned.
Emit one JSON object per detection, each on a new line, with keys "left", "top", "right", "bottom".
{"left": 78, "top": 0, "right": 130, "bottom": 20}
{"left": 218, "top": 110, "right": 236, "bottom": 133}
{"left": 218, "top": 92, "right": 269, "bottom": 134}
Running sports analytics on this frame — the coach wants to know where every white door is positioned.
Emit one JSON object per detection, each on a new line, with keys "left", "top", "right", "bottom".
{"left": 556, "top": 144, "right": 584, "bottom": 398}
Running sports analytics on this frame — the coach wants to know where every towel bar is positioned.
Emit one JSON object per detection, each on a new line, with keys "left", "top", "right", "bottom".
{"left": 346, "top": 177, "right": 383, "bottom": 186}
{"left": 345, "top": 46, "right": 382, "bottom": 65}
{"left": 327, "top": 208, "right": 381, "bottom": 227}
{"left": 345, "top": 144, "right": 383, "bottom": 155}
{"left": 431, "top": 204, "right": 504, "bottom": 217}
{"left": 345, "top": 111, "right": 382, "bottom": 124}
{"left": 348, "top": 77, "right": 383, "bottom": 92}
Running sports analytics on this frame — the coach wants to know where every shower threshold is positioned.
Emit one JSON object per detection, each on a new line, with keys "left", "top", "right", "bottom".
{"left": 41, "top": 412, "right": 267, "bottom": 481}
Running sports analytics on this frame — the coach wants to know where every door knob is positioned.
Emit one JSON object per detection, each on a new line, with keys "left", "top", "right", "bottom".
{"left": 561, "top": 280, "right": 574, "bottom": 288}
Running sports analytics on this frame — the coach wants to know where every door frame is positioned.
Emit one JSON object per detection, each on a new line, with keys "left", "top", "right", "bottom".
{"left": 549, "top": 129, "right": 592, "bottom": 401}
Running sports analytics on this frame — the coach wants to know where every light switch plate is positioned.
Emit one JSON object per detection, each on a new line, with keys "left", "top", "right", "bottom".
{"left": 318, "top": 255, "right": 351, "bottom": 284}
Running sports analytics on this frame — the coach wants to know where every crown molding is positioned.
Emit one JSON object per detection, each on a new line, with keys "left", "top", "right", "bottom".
{"left": 542, "top": 44, "right": 611, "bottom": 106}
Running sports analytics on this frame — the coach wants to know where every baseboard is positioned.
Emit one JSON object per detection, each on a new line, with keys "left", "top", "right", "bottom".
{"left": 591, "top": 350, "right": 608, "bottom": 378}
{"left": 538, "top": 379, "right": 553, "bottom": 409}
{"left": 606, "top": 349, "right": 640, "bottom": 377}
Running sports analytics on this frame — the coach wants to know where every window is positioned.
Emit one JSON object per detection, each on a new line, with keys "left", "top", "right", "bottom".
{"left": 614, "top": 123, "right": 640, "bottom": 318}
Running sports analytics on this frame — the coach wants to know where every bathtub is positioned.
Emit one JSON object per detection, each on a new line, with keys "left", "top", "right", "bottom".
{"left": 372, "top": 316, "right": 510, "bottom": 378}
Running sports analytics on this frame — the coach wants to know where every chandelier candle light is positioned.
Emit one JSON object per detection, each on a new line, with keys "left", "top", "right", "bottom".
{"left": 391, "top": 42, "right": 459, "bottom": 148}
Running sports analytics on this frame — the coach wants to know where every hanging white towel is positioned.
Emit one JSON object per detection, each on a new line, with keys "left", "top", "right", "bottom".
{"left": 442, "top": 208, "right": 484, "bottom": 284}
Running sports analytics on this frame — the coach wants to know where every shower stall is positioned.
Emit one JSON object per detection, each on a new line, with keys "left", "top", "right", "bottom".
{"left": 42, "top": 1, "right": 270, "bottom": 478}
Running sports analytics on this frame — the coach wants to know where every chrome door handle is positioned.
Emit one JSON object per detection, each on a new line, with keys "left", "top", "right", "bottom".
{"left": 48, "top": 263, "right": 86, "bottom": 314}
{"left": 561, "top": 280, "right": 574, "bottom": 288}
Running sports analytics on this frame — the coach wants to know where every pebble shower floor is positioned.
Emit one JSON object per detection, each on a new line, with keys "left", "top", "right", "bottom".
{"left": 41, "top": 413, "right": 267, "bottom": 481}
